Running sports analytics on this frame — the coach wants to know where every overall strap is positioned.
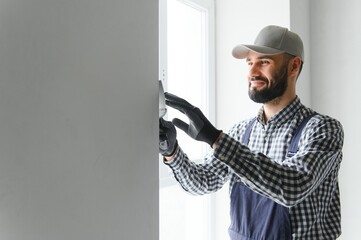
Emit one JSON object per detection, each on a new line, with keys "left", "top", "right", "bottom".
{"left": 287, "top": 112, "right": 317, "bottom": 157}
{"left": 241, "top": 117, "right": 257, "bottom": 145}
{"left": 242, "top": 113, "right": 317, "bottom": 156}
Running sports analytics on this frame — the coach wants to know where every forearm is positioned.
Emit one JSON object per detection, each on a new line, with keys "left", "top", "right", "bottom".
{"left": 213, "top": 133, "right": 343, "bottom": 206}
{"left": 164, "top": 132, "right": 223, "bottom": 162}
{"left": 165, "top": 147, "right": 230, "bottom": 195}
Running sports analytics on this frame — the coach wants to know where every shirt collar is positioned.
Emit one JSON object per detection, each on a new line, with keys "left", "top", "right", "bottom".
{"left": 256, "top": 96, "right": 302, "bottom": 126}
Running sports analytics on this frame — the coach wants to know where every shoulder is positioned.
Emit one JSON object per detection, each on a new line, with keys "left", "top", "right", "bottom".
{"left": 306, "top": 110, "right": 343, "bottom": 133}
{"left": 296, "top": 105, "right": 342, "bottom": 129}
{"left": 301, "top": 109, "right": 344, "bottom": 147}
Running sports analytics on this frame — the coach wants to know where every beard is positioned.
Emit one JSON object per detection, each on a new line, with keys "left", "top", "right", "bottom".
{"left": 248, "top": 67, "right": 288, "bottom": 104}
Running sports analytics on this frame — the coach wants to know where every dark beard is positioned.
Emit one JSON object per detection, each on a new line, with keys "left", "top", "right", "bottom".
{"left": 248, "top": 67, "right": 288, "bottom": 104}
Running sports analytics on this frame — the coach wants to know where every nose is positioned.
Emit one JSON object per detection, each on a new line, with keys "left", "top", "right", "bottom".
{"left": 248, "top": 63, "right": 261, "bottom": 79}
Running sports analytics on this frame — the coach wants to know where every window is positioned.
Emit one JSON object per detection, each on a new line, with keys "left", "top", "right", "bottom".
{"left": 159, "top": 0, "right": 215, "bottom": 239}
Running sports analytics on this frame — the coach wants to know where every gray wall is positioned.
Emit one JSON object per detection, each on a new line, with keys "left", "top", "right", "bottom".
{"left": 290, "top": 0, "right": 311, "bottom": 106}
{"left": 309, "top": 1, "right": 361, "bottom": 239}
{"left": 0, "top": 0, "right": 158, "bottom": 239}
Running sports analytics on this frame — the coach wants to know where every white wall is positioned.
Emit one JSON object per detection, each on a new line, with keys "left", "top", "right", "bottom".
{"left": 309, "top": 1, "right": 361, "bottom": 239}
{"left": 0, "top": 0, "right": 158, "bottom": 239}
{"left": 216, "top": 0, "right": 293, "bottom": 131}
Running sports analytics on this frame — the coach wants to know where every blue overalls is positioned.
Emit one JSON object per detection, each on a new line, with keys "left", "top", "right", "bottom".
{"left": 228, "top": 114, "right": 316, "bottom": 240}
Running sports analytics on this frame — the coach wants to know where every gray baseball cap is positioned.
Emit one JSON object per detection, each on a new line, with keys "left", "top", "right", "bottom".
{"left": 232, "top": 25, "right": 304, "bottom": 61}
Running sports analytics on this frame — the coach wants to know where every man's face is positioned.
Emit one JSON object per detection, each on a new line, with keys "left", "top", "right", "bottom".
{"left": 246, "top": 52, "right": 290, "bottom": 103}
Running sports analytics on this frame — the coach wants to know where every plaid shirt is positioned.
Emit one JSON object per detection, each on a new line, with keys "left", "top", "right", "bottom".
{"left": 166, "top": 96, "right": 344, "bottom": 240}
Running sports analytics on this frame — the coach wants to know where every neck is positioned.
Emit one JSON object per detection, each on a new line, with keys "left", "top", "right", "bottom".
{"left": 262, "top": 92, "right": 296, "bottom": 123}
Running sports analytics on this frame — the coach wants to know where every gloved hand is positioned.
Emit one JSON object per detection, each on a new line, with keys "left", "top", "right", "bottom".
{"left": 165, "top": 92, "right": 222, "bottom": 147}
{"left": 159, "top": 118, "right": 178, "bottom": 157}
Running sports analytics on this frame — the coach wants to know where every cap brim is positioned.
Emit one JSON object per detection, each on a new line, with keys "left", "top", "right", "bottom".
{"left": 232, "top": 44, "right": 285, "bottom": 59}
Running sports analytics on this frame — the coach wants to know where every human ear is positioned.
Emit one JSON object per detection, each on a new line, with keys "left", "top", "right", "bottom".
{"left": 289, "top": 57, "right": 302, "bottom": 77}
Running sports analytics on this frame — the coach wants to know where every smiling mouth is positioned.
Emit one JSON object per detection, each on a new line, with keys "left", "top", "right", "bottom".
{"left": 250, "top": 79, "right": 268, "bottom": 88}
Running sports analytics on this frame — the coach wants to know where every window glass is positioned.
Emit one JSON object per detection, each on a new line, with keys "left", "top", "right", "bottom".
{"left": 159, "top": 0, "right": 214, "bottom": 240}
{"left": 166, "top": 0, "right": 209, "bottom": 160}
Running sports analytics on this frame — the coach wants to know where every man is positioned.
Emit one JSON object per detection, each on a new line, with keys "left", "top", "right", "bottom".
{"left": 159, "top": 25, "right": 344, "bottom": 240}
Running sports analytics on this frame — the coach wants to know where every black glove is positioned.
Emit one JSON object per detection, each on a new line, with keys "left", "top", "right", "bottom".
{"left": 159, "top": 118, "right": 178, "bottom": 157}
{"left": 165, "top": 92, "right": 222, "bottom": 147}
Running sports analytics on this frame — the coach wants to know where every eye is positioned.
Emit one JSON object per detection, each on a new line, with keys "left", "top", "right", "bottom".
{"left": 260, "top": 60, "right": 270, "bottom": 65}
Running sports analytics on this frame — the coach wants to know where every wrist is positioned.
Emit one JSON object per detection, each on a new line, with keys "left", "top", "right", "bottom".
{"left": 212, "top": 132, "right": 225, "bottom": 149}
{"left": 163, "top": 145, "right": 179, "bottom": 162}
{"left": 205, "top": 128, "right": 222, "bottom": 147}
{"left": 164, "top": 155, "right": 175, "bottom": 162}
